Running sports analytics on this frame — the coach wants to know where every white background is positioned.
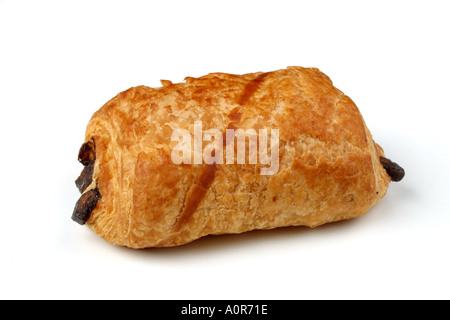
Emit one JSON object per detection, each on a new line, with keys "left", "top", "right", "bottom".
{"left": 1, "top": 0, "right": 449, "bottom": 300}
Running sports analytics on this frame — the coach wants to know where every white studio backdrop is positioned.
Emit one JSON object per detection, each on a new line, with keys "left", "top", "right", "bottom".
{"left": 0, "top": 0, "right": 449, "bottom": 299}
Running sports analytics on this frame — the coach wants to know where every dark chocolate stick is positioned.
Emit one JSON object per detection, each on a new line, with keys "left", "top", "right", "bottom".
{"left": 78, "top": 140, "right": 95, "bottom": 166}
{"left": 380, "top": 156, "right": 405, "bottom": 182}
{"left": 72, "top": 188, "right": 101, "bottom": 225}
{"left": 75, "top": 163, "right": 94, "bottom": 193}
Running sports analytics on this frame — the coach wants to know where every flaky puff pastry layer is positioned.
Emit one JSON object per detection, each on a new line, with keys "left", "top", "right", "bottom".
{"left": 78, "top": 67, "right": 392, "bottom": 248}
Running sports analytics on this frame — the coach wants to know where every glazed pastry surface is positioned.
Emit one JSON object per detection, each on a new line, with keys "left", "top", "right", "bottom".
{"left": 74, "top": 67, "right": 394, "bottom": 248}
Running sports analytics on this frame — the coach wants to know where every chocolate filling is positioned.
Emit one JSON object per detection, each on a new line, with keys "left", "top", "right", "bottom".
{"left": 72, "top": 188, "right": 102, "bottom": 225}
{"left": 380, "top": 156, "right": 405, "bottom": 182}
{"left": 78, "top": 140, "right": 96, "bottom": 166}
{"left": 73, "top": 138, "right": 101, "bottom": 225}
{"left": 75, "top": 163, "right": 94, "bottom": 193}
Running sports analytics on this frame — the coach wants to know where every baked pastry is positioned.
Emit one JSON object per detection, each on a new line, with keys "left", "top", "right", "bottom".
{"left": 72, "top": 66, "right": 404, "bottom": 248}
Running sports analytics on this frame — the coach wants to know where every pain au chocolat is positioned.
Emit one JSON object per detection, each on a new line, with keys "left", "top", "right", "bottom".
{"left": 72, "top": 66, "right": 404, "bottom": 248}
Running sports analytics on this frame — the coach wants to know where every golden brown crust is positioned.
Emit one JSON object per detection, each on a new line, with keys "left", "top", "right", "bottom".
{"left": 81, "top": 66, "right": 391, "bottom": 248}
